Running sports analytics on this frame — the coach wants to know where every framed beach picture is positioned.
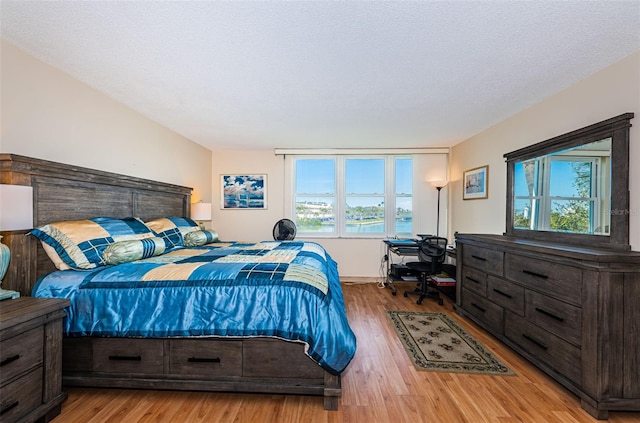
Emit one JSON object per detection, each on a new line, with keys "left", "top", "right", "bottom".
{"left": 463, "top": 165, "right": 488, "bottom": 200}
{"left": 221, "top": 174, "right": 267, "bottom": 209}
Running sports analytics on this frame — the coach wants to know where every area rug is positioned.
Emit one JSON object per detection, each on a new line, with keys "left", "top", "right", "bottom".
{"left": 387, "top": 310, "right": 515, "bottom": 375}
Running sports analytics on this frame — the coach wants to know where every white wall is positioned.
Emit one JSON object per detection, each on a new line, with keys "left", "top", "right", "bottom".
{"left": 1, "top": 40, "right": 212, "bottom": 200}
{"left": 212, "top": 149, "right": 448, "bottom": 278}
{"left": 449, "top": 50, "right": 640, "bottom": 251}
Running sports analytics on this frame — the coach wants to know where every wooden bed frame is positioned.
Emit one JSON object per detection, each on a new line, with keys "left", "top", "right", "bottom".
{"left": 0, "top": 154, "right": 341, "bottom": 410}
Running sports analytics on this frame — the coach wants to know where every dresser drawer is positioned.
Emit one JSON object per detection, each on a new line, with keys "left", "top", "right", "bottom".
{"left": 461, "top": 288, "right": 503, "bottom": 334}
{"left": 0, "top": 367, "right": 43, "bottom": 422}
{"left": 462, "top": 245, "right": 504, "bottom": 276}
{"left": 460, "top": 266, "right": 487, "bottom": 296}
{"left": 93, "top": 338, "right": 164, "bottom": 374}
{"left": 505, "top": 254, "right": 581, "bottom": 305}
{"left": 169, "top": 339, "right": 242, "bottom": 377}
{"left": 525, "top": 291, "right": 581, "bottom": 346}
{"left": 505, "top": 311, "right": 581, "bottom": 384}
{"left": 487, "top": 276, "right": 524, "bottom": 316}
{"left": 0, "top": 326, "right": 43, "bottom": 386}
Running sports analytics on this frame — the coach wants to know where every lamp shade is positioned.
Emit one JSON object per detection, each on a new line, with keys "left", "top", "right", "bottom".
{"left": 0, "top": 185, "right": 34, "bottom": 231}
{"left": 191, "top": 202, "right": 212, "bottom": 221}
{"left": 430, "top": 180, "right": 448, "bottom": 189}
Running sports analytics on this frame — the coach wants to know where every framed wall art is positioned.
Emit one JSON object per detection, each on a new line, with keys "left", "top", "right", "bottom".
{"left": 221, "top": 174, "right": 267, "bottom": 209}
{"left": 463, "top": 165, "right": 488, "bottom": 200}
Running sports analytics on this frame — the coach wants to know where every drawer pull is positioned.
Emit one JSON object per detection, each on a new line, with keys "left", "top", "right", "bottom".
{"left": 188, "top": 357, "right": 221, "bottom": 363}
{"left": 108, "top": 355, "right": 142, "bottom": 361}
{"left": 0, "top": 354, "right": 20, "bottom": 367}
{"left": 471, "top": 255, "right": 487, "bottom": 262}
{"left": 535, "top": 307, "right": 564, "bottom": 322}
{"left": 522, "top": 334, "right": 548, "bottom": 350}
{"left": 471, "top": 303, "right": 486, "bottom": 312}
{"left": 493, "top": 289, "right": 512, "bottom": 299}
{"left": 465, "top": 277, "right": 480, "bottom": 284}
{"left": 0, "top": 400, "right": 19, "bottom": 415}
{"left": 522, "top": 270, "right": 549, "bottom": 279}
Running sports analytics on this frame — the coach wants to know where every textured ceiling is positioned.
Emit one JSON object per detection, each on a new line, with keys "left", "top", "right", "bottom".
{"left": 1, "top": 1, "right": 639, "bottom": 151}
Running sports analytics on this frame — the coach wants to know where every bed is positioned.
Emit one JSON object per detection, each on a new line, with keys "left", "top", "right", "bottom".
{"left": 0, "top": 154, "right": 356, "bottom": 410}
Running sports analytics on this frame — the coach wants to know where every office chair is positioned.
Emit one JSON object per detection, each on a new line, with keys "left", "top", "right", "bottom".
{"left": 404, "top": 236, "right": 448, "bottom": 305}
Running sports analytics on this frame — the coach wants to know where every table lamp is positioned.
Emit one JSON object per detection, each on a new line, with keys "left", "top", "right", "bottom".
{"left": 0, "top": 184, "right": 34, "bottom": 300}
{"left": 191, "top": 202, "right": 212, "bottom": 230}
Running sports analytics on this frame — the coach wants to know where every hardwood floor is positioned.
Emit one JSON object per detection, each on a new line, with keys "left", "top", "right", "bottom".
{"left": 52, "top": 281, "right": 640, "bottom": 423}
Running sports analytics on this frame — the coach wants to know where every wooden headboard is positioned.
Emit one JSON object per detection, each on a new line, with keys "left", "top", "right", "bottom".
{"left": 0, "top": 154, "right": 193, "bottom": 296}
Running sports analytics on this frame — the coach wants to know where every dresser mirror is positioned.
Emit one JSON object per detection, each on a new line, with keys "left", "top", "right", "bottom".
{"left": 504, "top": 113, "right": 633, "bottom": 250}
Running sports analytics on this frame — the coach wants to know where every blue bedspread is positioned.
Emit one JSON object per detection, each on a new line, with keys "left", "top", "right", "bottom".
{"left": 33, "top": 241, "right": 356, "bottom": 374}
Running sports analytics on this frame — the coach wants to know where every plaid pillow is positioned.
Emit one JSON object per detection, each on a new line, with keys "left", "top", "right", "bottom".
{"left": 31, "top": 217, "right": 154, "bottom": 270}
{"left": 144, "top": 217, "right": 200, "bottom": 249}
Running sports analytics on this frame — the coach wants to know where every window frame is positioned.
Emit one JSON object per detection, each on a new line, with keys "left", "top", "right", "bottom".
{"left": 292, "top": 154, "right": 413, "bottom": 238}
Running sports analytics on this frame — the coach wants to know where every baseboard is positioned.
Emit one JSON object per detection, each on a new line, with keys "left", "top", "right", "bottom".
{"left": 340, "top": 277, "right": 381, "bottom": 284}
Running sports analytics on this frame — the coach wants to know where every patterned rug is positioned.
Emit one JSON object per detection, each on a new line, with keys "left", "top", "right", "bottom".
{"left": 387, "top": 310, "right": 515, "bottom": 375}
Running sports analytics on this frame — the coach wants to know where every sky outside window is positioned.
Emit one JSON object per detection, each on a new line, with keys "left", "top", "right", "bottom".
{"left": 296, "top": 159, "right": 335, "bottom": 194}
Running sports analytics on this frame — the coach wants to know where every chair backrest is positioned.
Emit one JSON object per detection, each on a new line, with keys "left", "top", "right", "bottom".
{"left": 417, "top": 236, "right": 448, "bottom": 274}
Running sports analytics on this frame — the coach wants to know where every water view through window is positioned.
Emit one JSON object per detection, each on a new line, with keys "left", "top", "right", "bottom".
{"left": 295, "top": 157, "right": 412, "bottom": 235}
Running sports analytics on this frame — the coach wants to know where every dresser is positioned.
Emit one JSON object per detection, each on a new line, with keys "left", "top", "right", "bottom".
{"left": 0, "top": 297, "right": 69, "bottom": 423}
{"left": 455, "top": 233, "right": 640, "bottom": 420}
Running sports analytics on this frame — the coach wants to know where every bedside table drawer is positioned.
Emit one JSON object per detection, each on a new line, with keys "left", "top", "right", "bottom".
{"left": 0, "top": 367, "right": 43, "bottom": 422}
{"left": 0, "top": 326, "right": 43, "bottom": 386}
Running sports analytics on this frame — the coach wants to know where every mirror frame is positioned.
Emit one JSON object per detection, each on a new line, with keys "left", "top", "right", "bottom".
{"left": 504, "top": 113, "right": 633, "bottom": 250}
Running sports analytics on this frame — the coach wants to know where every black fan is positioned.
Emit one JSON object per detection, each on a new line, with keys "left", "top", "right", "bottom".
{"left": 273, "top": 218, "right": 297, "bottom": 241}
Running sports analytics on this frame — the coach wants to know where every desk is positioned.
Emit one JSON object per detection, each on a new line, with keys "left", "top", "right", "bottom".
{"left": 383, "top": 239, "right": 419, "bottom": 295}
{"left": 383, "top": 239, "right": 456, "bottom": 298}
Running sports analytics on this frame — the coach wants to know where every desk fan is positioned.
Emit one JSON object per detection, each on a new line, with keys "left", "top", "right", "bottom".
{"left": 273, "top": 219, "right": 297, "bottom": 240}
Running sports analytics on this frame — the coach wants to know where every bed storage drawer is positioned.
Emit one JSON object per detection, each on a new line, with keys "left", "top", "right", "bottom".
{"left": 169, "top": 339, "right": 242, "bottom": 377}
{"left": 462, "top": 245, "right": 504, "bottom": 276}
{"left": 505, "top": 311, "right": 581, "bottom": 384}
{"left": 461, "top": 288, "right": 503, "bottom": 334}
{"left": 243, "top": 339, "right": 323, "bottom": 379}
{"left": 505, "top": 254, "right": 581, "bottom": 305}
{"left": 92, "top": 338, "right": 164, "bottom": 374}
{"left": 0, "top": 327, "right": 43, "bottom": 386}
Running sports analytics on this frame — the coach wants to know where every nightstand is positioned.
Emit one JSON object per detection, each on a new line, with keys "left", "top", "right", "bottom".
{"left": 1, "top": 297, "right": 69, "bottom": 423}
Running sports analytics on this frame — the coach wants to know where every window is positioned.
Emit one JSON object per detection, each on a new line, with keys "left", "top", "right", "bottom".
{"left": 294, "top": 156, "right": 412, "bottom": 237}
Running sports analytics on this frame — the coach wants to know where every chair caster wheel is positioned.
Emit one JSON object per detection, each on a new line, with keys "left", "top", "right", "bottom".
{"left": 403, "top": 292, "right": 408, "bottom": 297}
{"left": 392, "top": 291, "right": 397, "bottom": 296}
{"left": 438, "top": 298, "right": 444, "bottom": 306}
{"left": 416, "top": 299, "right": 423, "bottom": 305}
